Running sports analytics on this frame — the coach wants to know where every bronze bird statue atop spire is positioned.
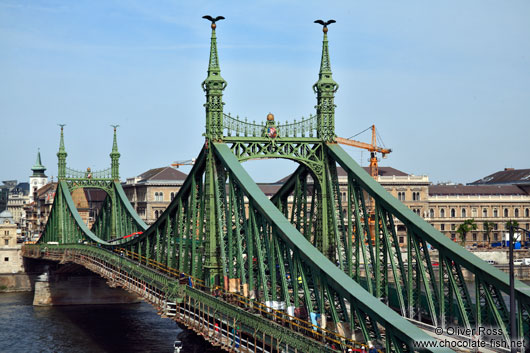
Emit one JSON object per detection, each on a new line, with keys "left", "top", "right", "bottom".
{"left": 314, "top": 19, "right": 336, "bottom": 32}
{"left": 202, "top": 15, "right": 225, "bottom": 29}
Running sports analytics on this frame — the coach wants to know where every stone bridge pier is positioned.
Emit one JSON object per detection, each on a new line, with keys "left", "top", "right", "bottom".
{"left": 30, "top": 259, "right": 139, "bottom": 306}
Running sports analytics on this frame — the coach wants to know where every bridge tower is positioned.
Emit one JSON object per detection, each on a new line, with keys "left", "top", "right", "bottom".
{"left": 202, "top": 18, "right": 227, "bottom": 287}
{"left": 46, "top": 125, "right": 144, "bottom": 242}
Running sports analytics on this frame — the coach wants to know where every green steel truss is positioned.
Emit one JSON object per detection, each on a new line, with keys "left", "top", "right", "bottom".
{"left": 41, "top": 125, "right": 147, "bottom": 242}
{"left": 29, "top": 19, "right": 530, "bottom": 352}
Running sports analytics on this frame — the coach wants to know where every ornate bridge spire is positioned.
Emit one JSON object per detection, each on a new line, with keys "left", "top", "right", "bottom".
{"left": 110, "top": 125, "right": 120, "bottom": 180}
{"left": 57, "top": 124, "right": 67, "bottom": 179}
{"left": 202, "top": 15, "right": 227, "bottom": 141}
{"left": 313, "top": 19, "right": 339, "bottom": 142}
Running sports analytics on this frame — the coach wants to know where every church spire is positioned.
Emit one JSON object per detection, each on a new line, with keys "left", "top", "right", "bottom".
{"left": 110, "top": 125, "right": 120, "bottom": 180}
{"left": 31, "top": 148, "right": 46, "bottom": 177}
{"left": 201, "top": 15, "right": 227, "bottom": 141}
{"left": 313, "top": 20, "right": 339, "bottom": 142}
{"left": 57, "top": 124, "right": 67, "bottom": 179}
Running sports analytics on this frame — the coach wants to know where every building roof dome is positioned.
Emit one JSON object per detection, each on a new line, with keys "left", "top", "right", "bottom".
{"left": 0, "top": 209, "right": 14, "bottom": 223}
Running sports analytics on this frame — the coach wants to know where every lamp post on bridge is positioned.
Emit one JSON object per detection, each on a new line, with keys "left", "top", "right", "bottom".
{"left": 508, "top": 222, "right": 529, "bottom": 353}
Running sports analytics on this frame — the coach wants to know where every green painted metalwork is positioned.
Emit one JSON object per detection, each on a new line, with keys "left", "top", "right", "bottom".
{"left": 313, "top": 23, "right": 338, "bottom": 142}
{"left": 202, "top": 19, "right": 226, "bottom": 141}
{"left": 57, "top": 124, "right": 67, "bottom": 179}
{"left": 31, "top": 18, "right": 530, "bottom": 352}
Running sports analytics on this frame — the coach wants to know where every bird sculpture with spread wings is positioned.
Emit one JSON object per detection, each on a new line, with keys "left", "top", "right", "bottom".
{"left": 314, "top": 19, "right": 336, "bottom": 32}
{"left": 202, "top": 15, "right": 225, "bottom": 29}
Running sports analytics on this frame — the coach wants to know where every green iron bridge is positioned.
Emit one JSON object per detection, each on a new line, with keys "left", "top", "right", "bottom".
{"left": 23, "top": 18, "right": 530, "bottom": 353}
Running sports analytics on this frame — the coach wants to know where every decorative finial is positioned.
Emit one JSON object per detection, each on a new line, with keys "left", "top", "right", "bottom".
{"left": 314, "top": 19, "right": 336, "bottom": 33}
{"left": 202, "top": 15, "right": 225, "bottom": 29}
{"left": 202, "top": 15, "right": 227, "bottom": 141}
{"left": 110, "top": 125, "right": 120, "bottom": 180}
{"left": 313, "top": 19, "right": 338, "bottom": 142}
{"left": 57, "top": 124, "right": 67, "bottom": 179}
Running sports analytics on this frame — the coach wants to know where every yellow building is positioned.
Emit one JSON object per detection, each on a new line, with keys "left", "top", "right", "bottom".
{"left": 123, "top": 167, "right": 187, "bottom": 224}
{"left": 0, "top": 210, "right": 24, "bottom": 273}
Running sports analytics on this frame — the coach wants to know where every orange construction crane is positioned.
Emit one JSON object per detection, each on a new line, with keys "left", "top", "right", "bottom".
{"left": 336, "top": 125, "right": 392, "bottom": 178}
{"left": 171, "top": 159, "right": 195, "bottom": 168}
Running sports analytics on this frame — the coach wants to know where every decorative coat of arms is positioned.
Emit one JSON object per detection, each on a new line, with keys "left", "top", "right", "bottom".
{"left": 267, "top": 126, "right": 277, "bottom": 139}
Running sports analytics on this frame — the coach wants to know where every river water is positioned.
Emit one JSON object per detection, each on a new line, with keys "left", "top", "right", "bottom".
{"left": 0, "top": 291, "right": 224, "bottom": 353}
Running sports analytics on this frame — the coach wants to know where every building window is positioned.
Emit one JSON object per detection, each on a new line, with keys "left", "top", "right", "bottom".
{"left": 440, "top": 224, "right": 445, "bottom": 231}
{"left": 429, "top": 209, "right": 434, "bottom": 218}
{"left": 397, "top": 192, "right": 405, "bottom": 201}
{"left": 412, "top": 192, "right": 420, "bottom": 201}
{"left": 4, "top": 257, "right": 8, "bottom": 262}
{"left": 399, "top": 236, "right": 404, "bottom": 243}
{"left": 461, "top": 208, "right": 467, "bottom": 218}
{"left": 450, "top": 209, "right": 456, "bottom": 218}
{"left": 493, "top": 223, "right": 498, "bottom": 230}
{"left": 483, "top": 234, "right": 487, "bottom": 241}
{"left": 493, "top": 208, "right": 498, "bottom": 217}
{"left": 526, "top": 208, "right": 530, "bottom": 218}
{"left": 504, "top": 208, "right": 509, "bottom": 218}
{"left": 154, "top": 210, "right": 159, "bottom": 219}
{"left": 171, "top": 192, "right": 175, "bottom": 200}
{"left": 514, "top": 208, "right": 519, "bottom": 218}
{"left": 494, "top": 233, "right": 498, "bottom": 241}
{"left": 472, "top": 208, "right": 477, "bottom": 217}
{"left": 4, "top": 239, "right": 8, "bottom": 245}
{"left": 440, "top": 209, "right": 445, "bottom": 218}
{"left": 451, "top": 233, "right": 456, "bottom": 240}
{"left": 451, "top": 224, "right": 456, "bottom": 231}
{"left": 472, "top": 233, "right": 477, "bottom": 241}
{"left": 482, "top": 208, "right": 487, "bottom": 218}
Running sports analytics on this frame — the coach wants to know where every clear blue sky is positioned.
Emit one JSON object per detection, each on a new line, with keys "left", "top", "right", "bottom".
{"left": 1, "top": 1, "right": 529, "bottom": 184}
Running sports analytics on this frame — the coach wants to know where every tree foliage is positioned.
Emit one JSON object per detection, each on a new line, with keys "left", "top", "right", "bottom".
{"left": 456, "top": 218, "right": 478, "bottom": 246}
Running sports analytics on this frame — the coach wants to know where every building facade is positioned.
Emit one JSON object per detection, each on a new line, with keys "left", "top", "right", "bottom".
{"left": 24, "top": 183, "right": 57, "bottom": 240}
{"left": 123, "top": 167, "right": 187, "bottom": 224}
{"left": 427, "top": 184, "right": 530, "bottom": 246}
{"left": 0, "top": 210, "right": 24, "bottom": 273}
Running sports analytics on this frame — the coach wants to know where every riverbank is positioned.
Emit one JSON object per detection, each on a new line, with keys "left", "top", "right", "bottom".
{"left": 0, "top": 273, "right": 32, "bottom": 292}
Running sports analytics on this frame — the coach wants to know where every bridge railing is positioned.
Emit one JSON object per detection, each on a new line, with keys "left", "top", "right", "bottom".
{"left": 23, "top": 243, "right": 370, "bottom": 353}
{"left": 223, "top": 113, "right": 317, "bottom": 138}
{"left": 113, "top": 247, "right": 377, "bottom": 352}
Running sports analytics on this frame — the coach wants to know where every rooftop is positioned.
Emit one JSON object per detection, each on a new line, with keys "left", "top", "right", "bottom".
{"left": 131, "top": 167, "right": 188, "bottom": 184}
{"left": 430, "top": 184, "right": 527, "bottom": 196}
{"left": 276, "top": 166, "right": 409, "bottom": 184}
{"left": 470, "top": 168, "right": 530, "bottom": 186}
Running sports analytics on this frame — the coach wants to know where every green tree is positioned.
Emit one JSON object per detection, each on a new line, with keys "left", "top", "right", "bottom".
{"left": 483, "top": 221, "right": 495, "bottom": 247}
{"left": 456, "top": 219, "right": 478, "bottom": 246}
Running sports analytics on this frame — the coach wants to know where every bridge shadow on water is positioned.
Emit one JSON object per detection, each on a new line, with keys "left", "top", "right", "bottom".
{"left": 49, "top": 301, "right": 225, "bottom": 353}
{"left": 0, "top": 291, "right": 224, "bottom": 353}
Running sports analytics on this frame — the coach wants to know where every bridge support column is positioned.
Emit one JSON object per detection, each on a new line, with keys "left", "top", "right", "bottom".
{"left": 32, "top": 267, "right": 139, "bottom": 306}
